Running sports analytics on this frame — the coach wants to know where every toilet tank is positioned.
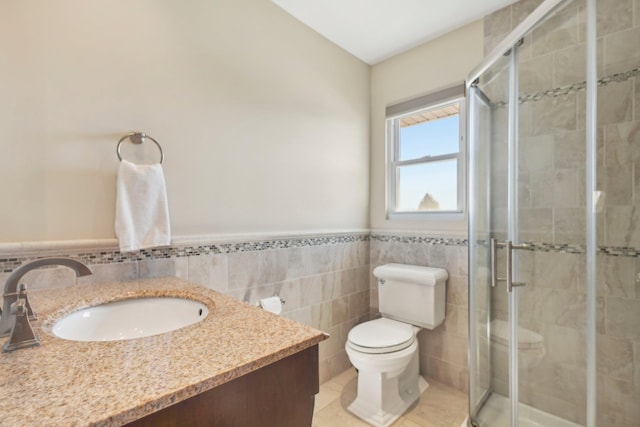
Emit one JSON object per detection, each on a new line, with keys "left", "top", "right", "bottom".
{"left": 374, "top": 263, "right": 448, "bottom": 329}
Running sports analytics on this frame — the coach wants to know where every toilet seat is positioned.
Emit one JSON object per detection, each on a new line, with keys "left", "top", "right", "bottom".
{"left": 347, "top": 318, "right": 415, "bottom": 354}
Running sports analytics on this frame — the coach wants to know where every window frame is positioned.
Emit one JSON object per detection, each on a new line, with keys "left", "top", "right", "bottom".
{"left": 385, "top": 86, "right": 466, "bottom": 221}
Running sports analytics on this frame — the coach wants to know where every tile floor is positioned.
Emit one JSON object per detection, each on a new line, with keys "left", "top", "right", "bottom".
{"left": 313, "top": 368, "right": 468, "bottom": 427}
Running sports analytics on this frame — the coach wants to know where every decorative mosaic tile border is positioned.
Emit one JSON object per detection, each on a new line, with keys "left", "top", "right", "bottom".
{"left": 473, "top": 240, "right": 640, "bottom": 258}
{"left": 596, "top": 246, "right": 640, "bottom": 257}
{"left": 518, "top": 241, "right": 584, "bottom": 254}
{"left": 0, "top": 233, "right": 370, "bottom": 273}
{"left": 493, "top": 67, "right": 640, "bottom": 107}
{"left": 371, "top": 235, "right": 640, "bottom": 259}
{"left": 370, "top": 234, "right": 468, "bottom": 247}
{"left": 2, "top": 232, "right": 638, "bottom": 274}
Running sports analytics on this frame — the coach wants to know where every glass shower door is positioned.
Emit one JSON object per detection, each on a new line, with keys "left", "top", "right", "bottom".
{"left": 468, "top": 52, "right": 512, "bottom": 424}
{"left": 468, "top": 43, "right": 547, "bottom": 426}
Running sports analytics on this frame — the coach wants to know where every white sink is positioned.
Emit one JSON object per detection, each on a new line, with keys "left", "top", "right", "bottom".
{"left": 52, "top": 297, "right": 209, "bottom": 342}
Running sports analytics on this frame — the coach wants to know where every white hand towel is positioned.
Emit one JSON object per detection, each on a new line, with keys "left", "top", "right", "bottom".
{"left": 115, "top": 159, "right": 171, "bottom": 252}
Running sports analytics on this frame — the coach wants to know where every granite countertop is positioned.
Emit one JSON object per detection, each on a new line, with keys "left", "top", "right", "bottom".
{"left": 0, "top": 277, "right": 327, "bottom": 426}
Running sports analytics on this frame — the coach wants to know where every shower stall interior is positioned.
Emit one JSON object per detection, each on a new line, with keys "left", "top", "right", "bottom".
{"left": 467, "top": 0, "right": 639, "bottom": 426}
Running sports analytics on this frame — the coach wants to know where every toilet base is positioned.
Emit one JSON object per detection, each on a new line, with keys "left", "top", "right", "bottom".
{"left": 347, "top": 348, "right": 428, "bottom": 427}
{"left": 348, "top": 376, "right": 428, "bottom": 427}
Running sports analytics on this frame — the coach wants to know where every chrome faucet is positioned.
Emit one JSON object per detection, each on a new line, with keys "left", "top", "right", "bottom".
{"left": 0, "top": 258, "right": 92, "bottom": 352}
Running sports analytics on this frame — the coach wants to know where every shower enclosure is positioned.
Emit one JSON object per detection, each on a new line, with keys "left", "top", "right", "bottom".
{"left": 467, "top": 0, "right": 639, "bottom": 426}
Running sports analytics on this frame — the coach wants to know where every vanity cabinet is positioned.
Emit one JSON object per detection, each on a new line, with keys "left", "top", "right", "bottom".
{"left": 126, "top": 345, "right": 319, "bottom": 427}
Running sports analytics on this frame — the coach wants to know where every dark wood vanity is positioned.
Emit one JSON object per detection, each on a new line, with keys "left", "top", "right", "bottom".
{"left": 126, "top": 345, "right": 319, "bottom": 427}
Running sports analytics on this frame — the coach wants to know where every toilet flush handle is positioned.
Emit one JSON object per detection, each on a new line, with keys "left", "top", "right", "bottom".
{"left": 378, "top": 279, "right": 386, "bottom": 285}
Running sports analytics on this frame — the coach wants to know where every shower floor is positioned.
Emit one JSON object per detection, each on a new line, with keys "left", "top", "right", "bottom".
{"left": 474, "top": 394, "right": 584, "bottom": 427}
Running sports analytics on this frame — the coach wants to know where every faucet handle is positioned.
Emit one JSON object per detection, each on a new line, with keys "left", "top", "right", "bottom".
{"left": 17, "top": 283, "right": 37, "bottom": 321}
{"left": 9, "top": 297, "right": 26, "bottom": 316}
{"left": 3, "top": 297, "right": 40, "bottom": 353}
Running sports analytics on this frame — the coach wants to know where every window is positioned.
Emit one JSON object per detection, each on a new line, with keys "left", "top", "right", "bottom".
{"left": 386, "top": 85, "right": 465, "bottom": 218}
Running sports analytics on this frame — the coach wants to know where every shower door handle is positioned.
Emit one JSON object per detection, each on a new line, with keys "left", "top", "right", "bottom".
{"left": 506, "top": 241, "right": 528, "bottom": 292}
{"left": 490, "top": 238, "right": 506, "bottom": 288}
{"left": 491, "top": 238, "right": 528, "bottom": 292}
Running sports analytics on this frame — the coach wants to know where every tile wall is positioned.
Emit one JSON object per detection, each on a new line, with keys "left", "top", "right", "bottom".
{"left": 0, "top": 234, "right": 371, "bottom": 384}
{"left": 483, "top": 0, "right": 640, "bottom": 425}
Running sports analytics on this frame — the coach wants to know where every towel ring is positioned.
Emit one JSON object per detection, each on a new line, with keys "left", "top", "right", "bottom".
{"left": 117, "top": 132, "right": 164, "bottom": 164}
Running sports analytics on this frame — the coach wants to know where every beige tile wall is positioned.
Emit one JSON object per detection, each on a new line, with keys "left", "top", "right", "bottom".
{"left": 198, "top": 241, "right": 372, "bottom": 383}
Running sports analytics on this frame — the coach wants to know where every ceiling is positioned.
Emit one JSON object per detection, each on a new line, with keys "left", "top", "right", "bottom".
{"left": 272, "top": 0, "right": 518, "bottom": 64}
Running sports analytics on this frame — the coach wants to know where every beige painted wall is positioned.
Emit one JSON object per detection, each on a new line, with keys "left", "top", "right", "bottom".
{"left": 0, "top": 0, "right": 370, "bottom": 242}
{"left": 369, "top": 20, "right": 484, "bottom": 236}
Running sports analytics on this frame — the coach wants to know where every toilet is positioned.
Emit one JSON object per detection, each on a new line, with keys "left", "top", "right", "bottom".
{"left": 489, "top": 319, "right": 545, "bottom": 371}
{"left": 345, "top": 263, "right": 448, "bottom": 427}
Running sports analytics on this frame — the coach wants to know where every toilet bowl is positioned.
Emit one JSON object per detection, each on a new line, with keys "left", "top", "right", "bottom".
{"left": 345, "top": 264, "right": 448, "bottom": 427}
{"left": 490, "top": 319, "right": 545, "bottom": 371}
{"left": 345, "top": 317, "right": 427, "bottom": 427}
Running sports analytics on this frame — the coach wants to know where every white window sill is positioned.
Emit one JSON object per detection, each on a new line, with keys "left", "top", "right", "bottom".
{"left": 387, "top": 211, "right": 466, "bottom": 222}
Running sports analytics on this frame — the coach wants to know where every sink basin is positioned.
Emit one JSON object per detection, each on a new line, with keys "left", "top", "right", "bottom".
{"left": 52, "top": 297, "right": 209, "bottom": 342}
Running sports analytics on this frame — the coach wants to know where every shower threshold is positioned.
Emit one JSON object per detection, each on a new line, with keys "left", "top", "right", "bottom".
{"left": 471, "top": 393, "right": 584, "bottom": 427}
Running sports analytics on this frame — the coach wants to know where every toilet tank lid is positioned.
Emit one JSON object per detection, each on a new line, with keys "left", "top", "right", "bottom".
{"left": 373, "top": 263, "right": 448, "bottom": 285}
